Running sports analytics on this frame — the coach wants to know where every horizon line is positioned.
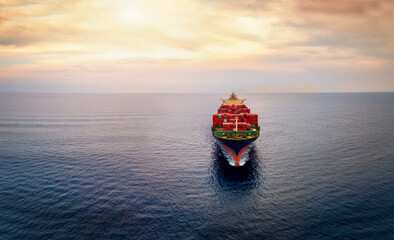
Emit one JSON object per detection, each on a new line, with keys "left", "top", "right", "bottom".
{"left": 0, "top": 91, "right": 393, "bottom": 94}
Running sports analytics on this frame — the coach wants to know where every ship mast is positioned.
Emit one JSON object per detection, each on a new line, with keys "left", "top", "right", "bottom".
{"left": 235, "top": 118, "right": 238, "bottom": 132}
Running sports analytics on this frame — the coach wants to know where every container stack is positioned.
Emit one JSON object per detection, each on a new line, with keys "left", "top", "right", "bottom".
{"left": 223, "top": 122, "right": 234, "bottom": 131}
{"left": 246, "top": 114, "right": 258, "bottom": 124}
{"left": 212, "top": 103, "right": 258, "bottom": 132}
{"left": 212, "top": 114, "right": 224, "bottom": 128}
{"left": 217, "top": 104, "right": 252, "bottom": 114}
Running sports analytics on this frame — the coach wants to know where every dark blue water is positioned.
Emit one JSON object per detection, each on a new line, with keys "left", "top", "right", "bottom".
{"left": 0, "top": 93, "right": 393, "bottom": 239}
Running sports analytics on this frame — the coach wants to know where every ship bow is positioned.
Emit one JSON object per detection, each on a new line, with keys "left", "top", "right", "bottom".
{"left": 215, "top": 137, "right": 256, "bottom": 166}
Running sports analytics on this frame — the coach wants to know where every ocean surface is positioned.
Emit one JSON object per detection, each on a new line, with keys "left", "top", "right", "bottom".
{"left": 0, "top": 92, "right": 393, "bottom": 240}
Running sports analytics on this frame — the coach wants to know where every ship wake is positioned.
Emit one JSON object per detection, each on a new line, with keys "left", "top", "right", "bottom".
{"left": 216, "top": 142, "right": 251, "bottom": 167}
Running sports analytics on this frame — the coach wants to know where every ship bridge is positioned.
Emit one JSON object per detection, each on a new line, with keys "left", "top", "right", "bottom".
{"left": 220, "top": 92, "right": 246, "bottom": 106}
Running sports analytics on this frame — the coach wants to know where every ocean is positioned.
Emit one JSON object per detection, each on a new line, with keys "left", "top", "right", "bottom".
{"left": 0, "top": 93, "right": 393, "bottom": 239}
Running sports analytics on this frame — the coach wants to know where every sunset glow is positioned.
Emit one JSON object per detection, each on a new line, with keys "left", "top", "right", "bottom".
{"left": 0, "top": 0, "right": 393, "bottom": 92}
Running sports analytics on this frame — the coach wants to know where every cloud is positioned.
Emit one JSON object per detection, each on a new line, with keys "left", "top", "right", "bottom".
{"left": 299, "top": 0, "right": 393, "bottom": 15}
{"left": 0, "top": 0, "right": 392, "bottom": 92}
{"left": 293, "top": 0, "right": 394, "bottom": 60}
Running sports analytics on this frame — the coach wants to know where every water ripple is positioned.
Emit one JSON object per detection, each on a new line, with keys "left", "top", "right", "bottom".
{"left": 0, "top": 93, "right": 393, "bottom": 239}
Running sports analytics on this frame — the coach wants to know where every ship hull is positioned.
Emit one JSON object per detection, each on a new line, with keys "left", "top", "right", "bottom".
{"left": 214, "top": 136, "right": 257, "bottom": 166}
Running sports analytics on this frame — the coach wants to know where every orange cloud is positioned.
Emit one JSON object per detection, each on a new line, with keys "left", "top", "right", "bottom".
{"left": 0, "top": 0, "right": 393, "bottom": 92}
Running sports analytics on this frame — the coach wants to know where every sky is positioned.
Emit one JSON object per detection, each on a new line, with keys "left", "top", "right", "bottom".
{"left": 0, "top": 0, "right": 393, "bottom": 93}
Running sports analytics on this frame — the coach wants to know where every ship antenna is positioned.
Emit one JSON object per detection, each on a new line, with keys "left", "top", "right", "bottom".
{"left": 229, "top": 92, "right": 237, "bottom": 100}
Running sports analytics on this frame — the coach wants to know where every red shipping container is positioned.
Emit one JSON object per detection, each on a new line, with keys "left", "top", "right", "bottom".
{"left": 239, "top": 122, "right": 247, "bottom": 127}
{"left": 223, "top": 122, "right": 234, "bottom": 131}
{"left": 237, "top": 122, "right": 247, "bottom": 131}
{"left": 247, "top": 114, "right": 258, "bottom": 124}
{"left": 213, "top": 114, "right": 224, "bottom": 124}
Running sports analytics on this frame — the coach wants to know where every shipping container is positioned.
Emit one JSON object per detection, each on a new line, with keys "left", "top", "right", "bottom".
{"left": 247, "top": 114, "right": 258, "bottom": 124}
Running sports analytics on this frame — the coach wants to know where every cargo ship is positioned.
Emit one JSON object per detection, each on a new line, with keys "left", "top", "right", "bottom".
{"left": 212, "top": 93, "right": 260, "bottom": 167}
